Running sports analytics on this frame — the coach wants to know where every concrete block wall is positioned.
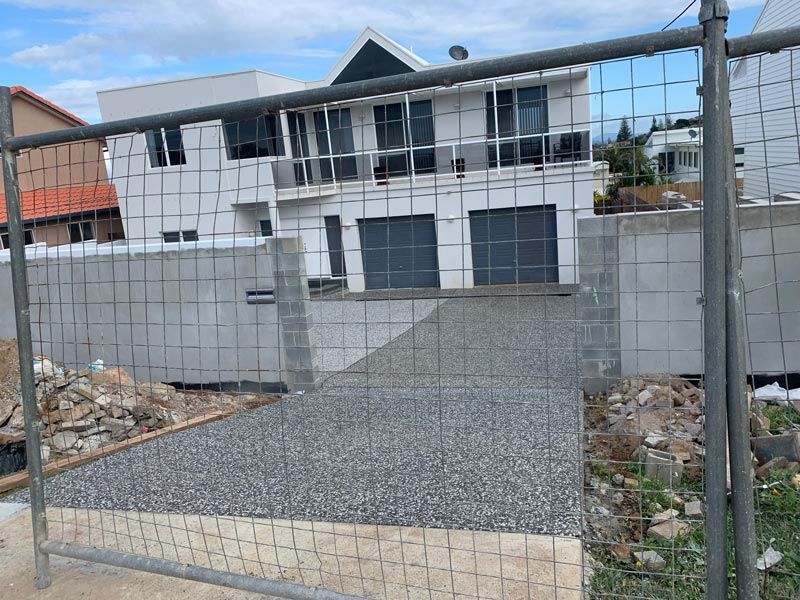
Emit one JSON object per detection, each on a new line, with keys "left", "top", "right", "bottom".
{"left": 0, "top": 238, "right": 319, "bottom": 392}
{"left": 579, "top": 202, "right": 800, "bottom": 392}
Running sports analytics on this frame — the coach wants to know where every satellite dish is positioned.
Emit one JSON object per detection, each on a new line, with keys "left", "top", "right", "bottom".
{"left": 449, "top": 45, "right": 469, "bottom": 61}
{"left": 688, "top": 129, "right": 698, "bottom": 138}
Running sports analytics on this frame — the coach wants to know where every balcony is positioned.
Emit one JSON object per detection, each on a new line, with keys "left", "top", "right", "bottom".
{"left": 272, "top": 129, "right": 592, "bottom": 193}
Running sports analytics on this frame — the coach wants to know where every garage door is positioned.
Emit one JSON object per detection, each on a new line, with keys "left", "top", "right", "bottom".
{"left": 358, "top": 214, "right": 439, "bottom": 289}
{"left": 469, "top": 205, "right": 559, "bottom": 285}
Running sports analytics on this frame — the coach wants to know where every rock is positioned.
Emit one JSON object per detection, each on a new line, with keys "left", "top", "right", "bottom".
{"left": 90, "top": 367, "right": 135, "bottom": 389}
{"left": 793, "top": 473, "right": 800, "bottom": 488}
{"left": 752, "top": 432, "right": 800, "bottom": 465}
{"left": 612, "top": 473, "right": 625, "bottom": 486}
{"left": 755, "top": 456, "right": 789, "bottom": 479}
{"left": 644, "top": 434, "right": 667, "bottom": 448}
{"left": 610, "top": 544, "right": 630, "bottom": 561}
{"left": 40, "top": 445, "right": 50, "bottom": 463}
{"left": 50, "top": 431, "right": 79, "bottom": 451}
{"left": 638, "top": 389, "right": 654, "bottom": 406}
{"left": 750, "top": 412, "right": 771, "bottom": 435}
{"left": 684, "top": 423, "right": 703, "bottom": 439}
{"left": 612, "top": 492, "right": 624, "bottom": 506}
{"left": 681, "top": 387, "right": 699, "bottom": 400}
{"left": 59, "top": 419, "right": 96, "bottom": 432}
{"left": 8, "top": 405, "right": 25, "bottom": 430}
{"left": 633, "top": 550, "right": 666, "bottom": 572}
{"left": 645, "top": 449, "right": 684, "bottom": 486}
{"left": 651, "top": 508, "right": 680, "bottom": 525}
{"left": 647, "top": 519, "right": 691, "bottom": 541}
{"left": 756, "top": 546, "right": 783, "bottom": 571}
{"left": 77, "top": 425, "right": 110, "bottom": 437}
{"left": 684, "top": 501, "right": 704, "bottom": 517}
{"left": 71, "top": 382, "right": 102, "bottom": 401}
{"left": 608, "top": 393, "right": 623, "bottom": 404}
{"left": 624, "top": 477, "right": 638, "bottom": 489}
{"left": 109, "top": 406, "right": 126, "bottom": 419}
{"left": 591, "top": 505, "right": 611, "bottom": 516}
{"left": 58, "top": 398, "right": 73, "bottom": 411}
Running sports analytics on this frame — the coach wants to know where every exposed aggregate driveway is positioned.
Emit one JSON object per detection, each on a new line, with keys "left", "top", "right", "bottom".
{"left": 13, "top": 291, "right": 583, "bottom": 535}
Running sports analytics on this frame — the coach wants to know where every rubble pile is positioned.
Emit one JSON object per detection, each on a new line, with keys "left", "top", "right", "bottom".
{"left": 0, "top": 358, "right": 182, "bottom": 462}
{"left": 605, "top": 375, "right": 706, "bottom": 483}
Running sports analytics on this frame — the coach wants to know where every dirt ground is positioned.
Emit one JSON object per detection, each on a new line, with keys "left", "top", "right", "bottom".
{"left": 0, "top": 339, "right": 20, "bottom": 408}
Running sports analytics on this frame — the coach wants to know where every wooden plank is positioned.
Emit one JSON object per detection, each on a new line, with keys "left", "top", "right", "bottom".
{"left": 0, "top": 412, "right": 228, "bottom": 494}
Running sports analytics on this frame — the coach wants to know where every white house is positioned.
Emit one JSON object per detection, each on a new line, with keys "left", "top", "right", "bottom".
{"left": 644, "top": 127, "right": 705, "bottom": 183}
{"left": 731, "top": 0, "right": 800, "bottom": 202}
{"left": 97, "top": 28, "right": 594, "bottom": 292}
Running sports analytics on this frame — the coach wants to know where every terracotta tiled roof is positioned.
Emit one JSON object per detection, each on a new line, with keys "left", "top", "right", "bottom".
{"left": 0, "top": 184, "right": 119, "bottom": 226}
{"left": 10, "top": 86, "right": 89, "bottom": 127}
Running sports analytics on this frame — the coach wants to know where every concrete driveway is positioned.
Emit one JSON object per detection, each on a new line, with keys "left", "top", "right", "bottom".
{"left": 11, "top": 289, "right": 583, "bottom": 537}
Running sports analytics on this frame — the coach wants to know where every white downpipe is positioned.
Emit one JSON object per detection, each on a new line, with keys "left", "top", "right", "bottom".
{"left": 492, "top": 82, "right": 501, "bottom": 175}
{"left": 405, "top": 94, "right": 416, "bottom": 182}
{"left": 323, "top": 104, "right": 336, "bottom": 187}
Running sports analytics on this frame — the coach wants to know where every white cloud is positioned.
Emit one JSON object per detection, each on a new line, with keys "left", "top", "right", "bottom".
{"left": 9, "top": 33, "right": 104, "bottom": 73}
{"left": 35, "top": 74, "right": 191, "bottom": 121}
{"left": 3, "top": 0, "right": 767, "bottom": 71}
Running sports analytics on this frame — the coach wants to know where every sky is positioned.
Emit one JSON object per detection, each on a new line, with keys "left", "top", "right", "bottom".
{"left": 0, "top": 0, "right": 766, "bottom": 125}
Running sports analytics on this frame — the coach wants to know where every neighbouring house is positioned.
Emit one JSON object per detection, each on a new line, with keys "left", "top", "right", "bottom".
{"left": 731, "top": 0, "right": 800, "bottom": 202}
{"left": 643, "top": 127, "right": 705, "bottom": 183}
{"left": 0, "top": 86, "right": 125, "bottom": 251}
{"left": 97, "top": 28, "right": 593, "bottom": 292}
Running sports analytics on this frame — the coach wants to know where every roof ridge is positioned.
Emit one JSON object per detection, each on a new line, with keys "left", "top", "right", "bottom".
{"left": 10, "top": 85, "right": 89, "bottom": 127}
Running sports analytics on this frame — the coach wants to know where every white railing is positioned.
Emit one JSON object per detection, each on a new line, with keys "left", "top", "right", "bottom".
{"left": 274, "top": 129, "right": 592, "bottom": 192}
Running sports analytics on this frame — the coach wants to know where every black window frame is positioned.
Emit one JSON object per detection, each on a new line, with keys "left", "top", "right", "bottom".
{"left": 145, "top": 127, "right": 187, "bottom": 168}
{"left": 486, "top": 84, "right": 549, "bottom": 168}
{"left": 68, "top": 220, "right": 95, "bottom": 243}
{"left": 373, "top": 98, "right": 436, "bottom": 179}
{"left": 313, "top": 107, "right": 358, "bottom": 182}
{"left": 1, "top": 229, "right": 34, "bottom": 249}
{"left": 259, "top": 219, "right": 274, "bottom": 237}
{"left": 224, "top": 114, "right": 285, "bottom": 161}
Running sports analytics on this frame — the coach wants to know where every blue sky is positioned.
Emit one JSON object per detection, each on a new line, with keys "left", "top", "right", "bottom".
{"left": 1, "top": 0, "right": 765, "bottom": 125}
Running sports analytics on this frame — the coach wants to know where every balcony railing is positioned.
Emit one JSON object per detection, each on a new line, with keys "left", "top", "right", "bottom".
{"left": 272, "top": 129, "right": 592, "bottom": 191}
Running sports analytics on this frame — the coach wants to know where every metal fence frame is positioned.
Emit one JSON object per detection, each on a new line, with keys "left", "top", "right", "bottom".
{"left": 1, "top": 1, "right": 799, "bottom": 597}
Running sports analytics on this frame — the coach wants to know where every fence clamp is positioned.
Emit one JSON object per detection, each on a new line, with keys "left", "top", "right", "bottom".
{"left": 696, "top": 295, "right": 706, "bottom": 306}
{"left": 696, "top": 85, "right": 704, "bottom": 96}
{"left": 699, "top": 0, "right": 730, "bottom": 24}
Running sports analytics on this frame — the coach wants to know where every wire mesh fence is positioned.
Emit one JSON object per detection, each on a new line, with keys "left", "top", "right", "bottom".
{"left": 1, "top": 5, "right": 799, "bottom": 599}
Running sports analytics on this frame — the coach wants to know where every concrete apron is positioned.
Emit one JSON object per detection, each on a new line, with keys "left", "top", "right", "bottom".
{"left": 0, "top": 506, "right": 584, "bottom": 599}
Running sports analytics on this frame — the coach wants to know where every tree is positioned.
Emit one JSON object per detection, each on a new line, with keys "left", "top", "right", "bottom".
{"left": 598, "top": 143, "right": 657, "bottom": 207}
{"left": 665, "top": 114, "right": 674, "bottom": 129}
{"left": 650, "top": 116, "right": 659, "bottom": 134}
{"left": 616, "top": 116, "right": 633, "bottom": 142}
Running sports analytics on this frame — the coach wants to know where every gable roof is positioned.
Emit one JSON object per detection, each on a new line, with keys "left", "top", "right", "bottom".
{"left": 0, "top": 184, "right": 118, "bottom": 227}
{"left": 323, "top": 27, "right": 429, "bottom": 86}
{"left": 10, "top": 86, "right": 89, "bottom": 127}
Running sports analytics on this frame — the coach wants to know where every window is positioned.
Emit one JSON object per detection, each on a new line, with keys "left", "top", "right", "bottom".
{"left": 68, "top": 221, "right": 95, "bottom": 243}
{"left": 735, "top": 146, "right": 745, "bottom": 168}
{"left": 287, "top": 112, "right": 313, "bottom": 185}
{"left": 313, "top": 108, "right": 358, "bottom": 182}
{"left": 693, "top": 152, "right": 699, "bottom": 168}
{"left": 373, "top": 98, "right": 436, "bottom": 179}
{"left": 225, "top": 115, "right": 284, "bottom": 160}
{"left": 1, "top": 230, "right": 35, "bottom": 249}
{"left": 259, "top": 219, "right": 273, "bottom": 237}
{"left": 486, "top": 85, "right": 548, "bottom": 167}
{"left": 145, "top": 128, "right": 186, "bottom": 167}
{"left": 162, "top": 230, "right": 198, "bottom": 243}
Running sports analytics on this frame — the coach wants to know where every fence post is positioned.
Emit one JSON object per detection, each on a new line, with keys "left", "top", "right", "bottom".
{"left": 722, "top": 22, "right": 760, "bottom": 600}
{"left": 0, "top": 86, "right": 51, "bottom": 589}
{"left": 699, "top": 2, "right": 730, "bottom": 599}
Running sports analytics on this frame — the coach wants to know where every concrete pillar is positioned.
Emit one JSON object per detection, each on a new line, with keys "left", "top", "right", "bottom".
{"left": 270, "top": 237, "right": 320, "bottom": 392}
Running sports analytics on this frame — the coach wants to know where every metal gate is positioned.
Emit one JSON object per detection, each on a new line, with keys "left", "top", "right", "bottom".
{"left": 1, "top": 2, "right": 800, "bottom": 598}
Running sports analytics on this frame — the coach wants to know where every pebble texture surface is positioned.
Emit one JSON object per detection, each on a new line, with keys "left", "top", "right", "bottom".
{"left": 13, "top": 294, "right": 582, "bottom": 535}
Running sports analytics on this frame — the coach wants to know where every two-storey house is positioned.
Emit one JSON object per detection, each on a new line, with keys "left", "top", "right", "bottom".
{"left": 97, "top": 28, "right": 593, "bottom": 292}
{"left": 0, "top": 86, "right": 124, "bottom": 250}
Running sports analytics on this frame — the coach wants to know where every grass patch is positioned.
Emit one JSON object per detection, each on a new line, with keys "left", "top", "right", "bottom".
{"left": 761, "top": 405, "right": 798, "bottom": 433}
{"left": 587, "top": 469, "right": 800, "bottom": 599}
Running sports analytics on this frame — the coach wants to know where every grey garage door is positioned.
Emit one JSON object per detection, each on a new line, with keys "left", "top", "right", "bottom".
{"left": 469, "top": 205, "right": 559, "bottom": 285}
{"left": 358, "top": 214, "right": 439, "bottom": 289}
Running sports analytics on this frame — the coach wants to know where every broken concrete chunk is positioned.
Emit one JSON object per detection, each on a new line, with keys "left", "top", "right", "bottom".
{"left": 70, "top": 382, "right": 102, "bottom": 402}
{"left": 756, "top": 546, "right": 783, "bottom": 571}
{"left": 612, "top": 473, "right": 625, "bottom": 486}
{"left": 651, "top": 508, "right": 680, "bottom": 525}
{"left": 638, "top": 389, "right": 654, "bottom": 406}
{"left": 684, "top": 501, "right": 704, "bottom": 517}
{"left": 644, "top": 449, "right": 684, "bottom": 486}
{"left": 633, "top": 550, "right": 666, "bottom": 572}
{"left": 755, "top": 456, "right": 789, "bottom": 479}
{"left": 647, "top": 518, "right": 691, "bottom": 541}
{"left": 644, "top": 434, "right": 667, "bottom": 448}
{"left": 50, "top": 431, "right": 79, "bottom": 451}
{"left": 752, "top": 432, "right": 800, "bottom": 465}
